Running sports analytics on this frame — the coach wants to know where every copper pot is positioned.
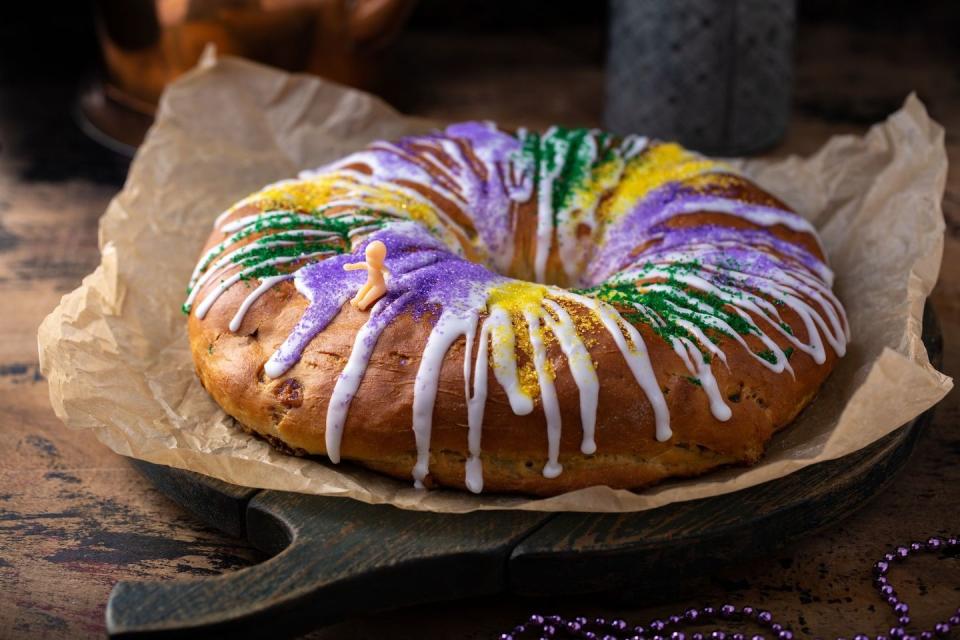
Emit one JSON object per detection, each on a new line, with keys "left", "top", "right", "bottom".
{"left": 95, "top": 0, "right": 416, "bottom": 113}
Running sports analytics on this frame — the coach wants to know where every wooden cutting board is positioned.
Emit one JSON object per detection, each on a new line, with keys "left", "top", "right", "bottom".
{"left": 105, "top": 308, "right": 942, "bottom": 639}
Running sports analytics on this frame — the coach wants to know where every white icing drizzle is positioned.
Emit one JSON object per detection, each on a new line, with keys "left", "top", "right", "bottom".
{"left": 187, "top": 123, "right": 851, "bottom": 494}
{"left": 192, "top": 211, "right": 318, "bottom": 284}
{"left": 436, "top": 127, "right": 525, "bottom": 274}
{"left": 672, "top": 337, "right": 732, "bottom": 421}
{"left": 650, "top": 197, "right": 821, "bottom": 243}
{"left": 193, "top": 251, "right": 337, "bottom": 319}
{"left": 319, "top": 170, "right": 469, "bottom": 252}
{"left": 219, "top": 211, "right": 347, "bottom": 234}
{"left": 335, "top": 142, "right": 467, "bottom": 209}
{"left": 619, "top": 135, "right": 650, "bottom": 160}
{"left": 463, "top": 320, "right": 489, "bottom": 494}
{"left": 192, "top": 234, "right": 332, "bottom": 292}
{"left": 325, "top": 292, "right": 414, "bottom": 463}
{"left": 307, "top": 126, "right": 525, "bottom": 273}
{"left": 554, "top": 133, "right": 650, "bottom": 286}
{"left": 557, "top": 291, "right": 673, "bottom": 442}
{"left": 411, "top": 311, "right": 478, "bottom": 489}
{"left": 533, "top": 127, "right": 564, "bottom": 284}
{"left": 524, "top": 310, "right": 564, "bottom": 478}
{"left": 213, "top": 178, "right": 302, "bottom": 228}
{"left": 550, "top": 132, "right": 599, "bottom": 286}
{"left": 646, "top": 237, "right": 835, "bottom": 285}
{"left": 615, "top": 256, "right": 848, "bottom": 366}
{"left": 405, "top": 284, "right": 678, "bottom": 487}
{"left": 520, "top": 129, "right": 651, "bottom": 286}
{"left": 262, "top": 269, "right": 360, "bottom": 379}
{"left": 487, "top": 306, "right": 535, "bottom": 416}
{"left": 229, "top": 274, "right": 293, "bottom": 332}
{"left": 542, "top": 299, "right": 599, "bottom": 455}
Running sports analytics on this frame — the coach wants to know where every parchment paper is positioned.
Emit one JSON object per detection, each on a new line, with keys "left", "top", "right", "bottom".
{"left": 38, "top": 55, "right": 953, "bottom": 513}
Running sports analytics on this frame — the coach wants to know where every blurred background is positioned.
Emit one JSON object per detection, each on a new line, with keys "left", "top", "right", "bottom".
{"left": 2, "top": 0, "right": 959, "bottom": 164}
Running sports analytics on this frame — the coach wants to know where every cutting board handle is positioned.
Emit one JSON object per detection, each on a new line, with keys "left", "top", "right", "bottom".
{"left": 106, "top": 489, "right": 548, "bottom": 638}
{"left": 106, "top": 307, "right": 941, "bottom": 637}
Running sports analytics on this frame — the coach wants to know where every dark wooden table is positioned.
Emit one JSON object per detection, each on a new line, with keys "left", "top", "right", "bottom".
{"left": 2, "top": 12, "right": 959, "bottom": 640}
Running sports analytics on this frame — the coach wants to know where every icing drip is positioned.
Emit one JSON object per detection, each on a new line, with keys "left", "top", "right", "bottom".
{"left": 559, "top": 291, "right": 672, "bottom": 442}
{"left": 533, "top": 129, "right": 564, "bottom": 285}
{"left": 464, "top": 319, "right": 489, "bottom": 493}
{"left": 229, "top": 274, "right": 293, "bottom": 332}
{"left": 511, "top": 128, "right": 650, "bottom": 286}
{"left": 413, "top": 311, "right": 480, "bottom": 489}
{"left": 524, "top": 311, "right": 563, "bottom": 478}
{"left": 672, "top": 336, "right": 732, "bottom": 421}
{"left": 486, "top": 304, "right": 535, "bottom": 415}
{"left": 541, "top": 299, "right": 598, "bottom": 455}
{"left": 325, "top": 293, "right": 406, "bottom": 463}
{"left": 185, "top": 121, "right": 850, "bottom": 493}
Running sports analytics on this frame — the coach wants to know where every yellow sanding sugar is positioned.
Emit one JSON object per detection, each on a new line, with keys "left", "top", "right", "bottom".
{"left": 485, "top": 281, "right": 561, "bottom": 397}
{"left": 518, "top": 360, "right": 542, "bottom": 397}
{"left": 255, "top": 180, "right": 335, "bottom": 212}
{"left": 575, "top": 152, "right": 625, "bottom": 202}
{"left": 486, "top": 281, "right": 548, "bottom": 315}
{"left": 487, "top": 309, "right": 540, "bottom": 399}
{"left": 599, "top": 142, "right": 720, "bottom": 222}
{"left": 247, "top": 173, "right": 446, "bottom": 231}
{"left": 684, "top": 172, "right": 742, "bottom": 191}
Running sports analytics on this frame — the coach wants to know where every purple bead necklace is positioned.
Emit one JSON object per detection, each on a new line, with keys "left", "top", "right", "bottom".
{"left": 502, "top": 536, "right": 959, "bottom": 640}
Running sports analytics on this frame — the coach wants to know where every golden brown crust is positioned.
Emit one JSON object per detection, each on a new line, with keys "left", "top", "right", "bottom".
{"left": 189, "top": 256, "right": 837, "bottom": 497}
{"left": 187, "top": 159, "right": 841, "bottom": 496}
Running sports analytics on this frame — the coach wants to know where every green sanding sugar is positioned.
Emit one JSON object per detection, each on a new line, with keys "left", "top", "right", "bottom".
{"left": 232, "top": 241, "right": 341, "bottom": 270}
{"left": 576, "top": 260, "right": 759, "bottom": 356}
{"left": 516, "top": 128, "right": 625, "bottom": 225}
{"left": 755, "top": 349, "right": 778, "bottom": 364}
{"left": 548, "top": 128, "right": 591, "bottom": 215}
{"left": 182, "top": 209, "right": 385, "bottom": 313}
{"left": 205, "top": 211, "right": 380, "bottom": 268}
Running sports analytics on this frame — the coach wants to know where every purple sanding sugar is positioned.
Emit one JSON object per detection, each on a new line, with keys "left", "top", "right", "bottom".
{"left": 267, "top": 224, "right": 503, "bottom": 375}
{"left": 588, "top": 182, "right": 688, "bottom": 282}
{"left": 588, "top": 183, "right": 821, "bottom": 284}
{"left": 642, "top": 224, "right": 831, "bottom": 282}
{"left": 267, "top": 126, "right": 834, "bottom": 379}
{"left": 350, "top": 122, "right": 522, "bottom": 270}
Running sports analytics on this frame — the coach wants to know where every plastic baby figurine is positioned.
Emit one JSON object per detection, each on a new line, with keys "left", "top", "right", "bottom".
{"left": 343, "top": 240, "right": 390, "bottom": 311}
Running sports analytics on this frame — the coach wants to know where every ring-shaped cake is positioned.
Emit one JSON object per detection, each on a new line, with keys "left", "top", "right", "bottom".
{"left": 184, "top": 122, "right": 849, "bottom": 496}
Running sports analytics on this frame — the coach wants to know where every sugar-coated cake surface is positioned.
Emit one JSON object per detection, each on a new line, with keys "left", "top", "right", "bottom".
{"left": 184, "top": 122, "right": 849, "bottom": 496}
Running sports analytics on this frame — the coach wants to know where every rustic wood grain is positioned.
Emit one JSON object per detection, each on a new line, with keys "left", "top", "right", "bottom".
{"left": 509, "top": 417, "right": 929, "bottom": 599}
{"left": 2, "top": 10, "right": 959, "bottom": 640}
{"left": 107, "top": 490, "right": 549, "bottom": 638}
{"left": 129, "top": 461, "right": 258, "bottom": 539}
